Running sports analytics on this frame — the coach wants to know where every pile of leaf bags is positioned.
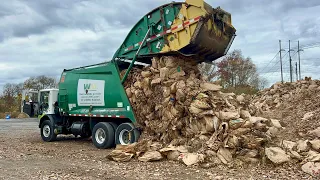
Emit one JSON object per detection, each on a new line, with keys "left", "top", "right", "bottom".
{"left": 109, "top": 56, "right": 281, "bottom": 166}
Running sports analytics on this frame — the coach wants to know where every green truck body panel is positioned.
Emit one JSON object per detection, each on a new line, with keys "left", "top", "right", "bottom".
{"left": 58, "top": 62, "right": 136, "bottom": 123}
{"left": 113, "top": 3, "right": 182, "bottom": 62}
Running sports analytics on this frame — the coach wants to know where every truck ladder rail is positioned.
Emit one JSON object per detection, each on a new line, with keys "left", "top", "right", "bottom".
{"left": 121, "top": 28, "right": 151, "bottom": 84}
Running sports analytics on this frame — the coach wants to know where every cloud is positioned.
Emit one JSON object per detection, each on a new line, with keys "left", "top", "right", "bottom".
{"left": 0, "top": 0, "right": 320, "bottom": 92}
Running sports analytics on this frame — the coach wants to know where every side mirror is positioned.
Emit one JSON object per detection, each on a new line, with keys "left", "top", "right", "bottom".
{"left": 53, "top": 101, "right": 58, "bottom": 107}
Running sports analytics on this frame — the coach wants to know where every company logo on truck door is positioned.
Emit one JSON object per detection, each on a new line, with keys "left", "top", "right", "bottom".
{"left": 77, "top": 79, "right": 105, "bottom": 106}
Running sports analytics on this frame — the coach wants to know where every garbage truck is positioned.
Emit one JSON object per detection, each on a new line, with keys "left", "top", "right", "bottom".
{"left": 38, "top": 0, "right": 236, "bottom": 149}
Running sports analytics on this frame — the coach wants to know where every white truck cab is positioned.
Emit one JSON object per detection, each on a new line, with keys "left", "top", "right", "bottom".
{"left": 38, "top": 89, "right": 59, "bottom": 115}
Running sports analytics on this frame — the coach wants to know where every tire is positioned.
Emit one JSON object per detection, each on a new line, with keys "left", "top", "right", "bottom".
{"left": 80, "top": 123, "right": 91, "bottom": 139}
{"left": 115, "top": 123, "right": 140, "bottom": 145}
{"left": 40, "top": 120, "right": 57, "bottom": 142}
{"left": 109, "top": 122, "right": 118, "bottom": 131}
{"left": 92, "top": 122, "right": 115, "bottom": 149}
{"left": 108, "top": 122, "right": 118, "bottom": 147}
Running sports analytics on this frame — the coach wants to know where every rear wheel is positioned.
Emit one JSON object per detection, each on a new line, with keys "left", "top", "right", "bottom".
{"left": 109, "top": 122, "right": 118, "bottom": 132}
{"left": 40, "top": 120, "right": 56, "bottom": 142}
{"left": 92, "top": 122, "right": 115, "bottom": 149}
{"left": 108, "top": 122, "right": 118, "bottom": 147}
{"left": 115, "top": 123, "right": 140, "bottom": 145}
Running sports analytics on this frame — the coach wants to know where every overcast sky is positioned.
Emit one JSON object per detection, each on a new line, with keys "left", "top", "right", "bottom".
{"left": 0, "top": 0, "right": 320, "bottom": 92}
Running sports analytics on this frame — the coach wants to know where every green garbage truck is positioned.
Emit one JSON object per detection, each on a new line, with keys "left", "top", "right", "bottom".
{"left": 38, "top": 0, "right": 236, "bottom": 149}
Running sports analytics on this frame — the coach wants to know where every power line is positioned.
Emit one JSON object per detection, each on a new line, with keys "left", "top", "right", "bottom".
{"left": 280, "top": 51, "right": 289, "bottom": 67}
{"left": 298, "top": 41, "right": 301, "bottom": 80}
{"left": 301, "top": 42, "right": 320, "bottom": 47}
{"left": 292, "top": 42, "right": 320, "bottom": 50}
{"left": 289, "top": 40, "right": 294, "bottom": 82}
{"left": 301, "top": 58, "right": 320, "bottom": 60}
{"left": 258, "top": 51, "right": 280, "bottom": 74}
{"left": 282, "top": 52, "right": 291, "bottom": 82}
{"left": 279, "top": 40, "right": 284, "bottom": 83}
{"left": 291, "top": 51, "right": 298, "bottom": 58}
{"left": 303, "top": 44, "right": 320, "bottom": 50}
{"left": 261, "top": 40, "right": 319, "bottom": 83}
{"left": 262, "top": 51, "right": 289, "bottom": 80}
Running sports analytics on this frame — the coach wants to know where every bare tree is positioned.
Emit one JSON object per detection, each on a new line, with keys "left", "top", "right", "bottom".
{"left": 216, "top": 49, "right": 268, "bottom": 91}
{"left": 1, "top": 83, "right": 22, "bottom": 112}
{"left": 198, "top": 62, "right": 218, "bottom": 82}
{"left": 24, "top": 76, "right": 57, "bottom": 90}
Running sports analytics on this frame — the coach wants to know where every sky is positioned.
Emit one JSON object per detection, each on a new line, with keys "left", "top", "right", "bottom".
{"left": 0, "top": 0, "right": 320, "bottom": 92}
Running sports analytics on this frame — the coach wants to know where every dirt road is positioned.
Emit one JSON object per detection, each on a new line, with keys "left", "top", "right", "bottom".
{"left": 0, "top": 118, "right": 314, "bottom": 180}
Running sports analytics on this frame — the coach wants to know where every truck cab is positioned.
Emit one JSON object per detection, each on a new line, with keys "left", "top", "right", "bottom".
{"left": 38, "top": 89, "right": 59, "bottom": 115}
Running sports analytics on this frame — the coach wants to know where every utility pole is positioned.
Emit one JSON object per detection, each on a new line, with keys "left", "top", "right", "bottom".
{"left": 298, "top": 41, "right": 301, "bottom": 80}
{"left": 289, "top": 40, "right": 293, "bottom": 82}
{"left": 295, "top": 62, "right": 298, "bottom": 81}
{"left": 279, "top": 40, "right": 284, "bottom": 83}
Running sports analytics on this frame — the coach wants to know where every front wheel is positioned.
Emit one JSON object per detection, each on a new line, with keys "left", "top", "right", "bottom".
{"left": 115, "top": 123, "right": 140, "bottom": 145}
{"left": 92, "top": 122, "right": 115, "bottom": 149}
{"left": 40, "top": 120, "right": 56, "bottom": 142}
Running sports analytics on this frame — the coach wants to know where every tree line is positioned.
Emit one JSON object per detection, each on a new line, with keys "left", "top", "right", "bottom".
{"left": 0, "top": 76, "right": 57, "bottom": 113}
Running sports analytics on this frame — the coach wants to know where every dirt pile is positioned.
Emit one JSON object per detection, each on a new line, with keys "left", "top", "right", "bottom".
{"left": 249, "top": 79, "right": 320, "bottom": 177}
{"left": 251, "top": 78, "right": 320, "bottom": 112}
{"left": 109, "top": 56, "right": 284, "bottom": 167}
{"left": 250, "top": 79, "right": 320, "bottom": 139}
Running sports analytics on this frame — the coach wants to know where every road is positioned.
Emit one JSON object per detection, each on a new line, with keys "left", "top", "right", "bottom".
{"left": 0, "top": 118, "right": 313, "bottom": 180}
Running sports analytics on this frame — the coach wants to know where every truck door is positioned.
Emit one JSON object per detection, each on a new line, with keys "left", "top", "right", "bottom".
{"left": 39, "top": 91, "right": 50, "bottom": 115}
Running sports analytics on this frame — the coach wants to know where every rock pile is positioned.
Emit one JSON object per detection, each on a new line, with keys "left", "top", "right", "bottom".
{"left": 109, "top": 56, "right": 284, "bottom": 167}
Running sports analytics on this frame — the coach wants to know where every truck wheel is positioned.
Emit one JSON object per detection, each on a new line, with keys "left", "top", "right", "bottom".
{"left": 109, "top": 122, "right": 118, "bottom": 132}
{"left": 92, "top": 122, "right": 115, "bottom": 149}
{"left": 80, "top": 124, "right": 91, "bottom": 139}
{"left": 40, "top": 120, "right": 56, "bottom": 142}
{"left": 115, "top": 123, "right": 140, "bottom": 145}
{"left": 108, "top": 122, "right": 118, "bottom": 147}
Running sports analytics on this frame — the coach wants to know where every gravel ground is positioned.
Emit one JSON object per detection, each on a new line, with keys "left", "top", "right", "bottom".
{"left": 0, "top": 118, "right": 316, "bottom": 180}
